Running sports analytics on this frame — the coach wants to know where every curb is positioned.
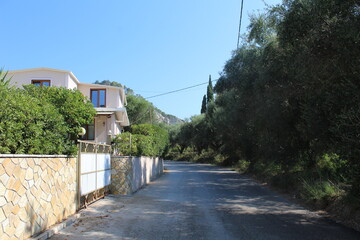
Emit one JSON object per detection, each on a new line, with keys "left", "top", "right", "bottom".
{"left": 28, "top": 213, "right": 81, "bottom": 240}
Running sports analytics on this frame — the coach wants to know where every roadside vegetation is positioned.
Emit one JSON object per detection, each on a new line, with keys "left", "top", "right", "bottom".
{"left": 112, "top": 124, "right": 169, "bottom": 157}
{"left": 167, "top": 0, "right": 360, "bottom": 223}
{"left": 0, "top": 70, "right": 95, "bottom": 155}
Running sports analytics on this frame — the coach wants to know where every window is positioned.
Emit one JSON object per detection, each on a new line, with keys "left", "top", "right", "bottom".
{"left": 82, "top": 122, "right": 95, "bottom": 140}
{"left": 32, "top": 80, "right": 51, "bottom": 87}
{"left": 91, "top": 89, "right": 106, "bottom": 107}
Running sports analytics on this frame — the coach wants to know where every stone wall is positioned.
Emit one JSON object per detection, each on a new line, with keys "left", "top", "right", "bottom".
{"left": 110, "top": 157, "right": 133, "bottom": 195}
{"left": 0, "top": 155, "right": 77, "bottom": 240}
{"left": 111, "top": 156, "right": 163, "bottom": 195}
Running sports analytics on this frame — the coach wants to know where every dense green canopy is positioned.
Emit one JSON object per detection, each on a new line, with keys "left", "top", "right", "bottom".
{"left": 170, "top": 0, "right": 360, "bottom": 197}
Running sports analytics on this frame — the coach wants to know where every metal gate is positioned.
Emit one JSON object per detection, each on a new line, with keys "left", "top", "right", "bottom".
{"left": 78, "top": 140, "right": 112, "bottom": 208}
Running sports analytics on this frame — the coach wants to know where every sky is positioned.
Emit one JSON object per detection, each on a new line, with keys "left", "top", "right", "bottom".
{"left": 2, "top": 0, "right": 282, "bottom": 120}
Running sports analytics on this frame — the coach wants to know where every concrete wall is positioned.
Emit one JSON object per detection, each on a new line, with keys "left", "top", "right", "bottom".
{"left": 111, "top": 156, "right": 164, "bottom": 195}
{"left": 0, "top": 155, "right": 77, "bottom": 240}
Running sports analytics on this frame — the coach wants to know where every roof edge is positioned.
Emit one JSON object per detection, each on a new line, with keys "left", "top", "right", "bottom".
{"left": 78, "top": 82, "right": 124, "bottom": 90}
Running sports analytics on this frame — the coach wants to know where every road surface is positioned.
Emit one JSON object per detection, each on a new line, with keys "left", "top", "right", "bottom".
{"left": 50, "top": 161, "right": 360, "bottom": 240}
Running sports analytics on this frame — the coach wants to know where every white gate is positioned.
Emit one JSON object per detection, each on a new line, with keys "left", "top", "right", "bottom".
{"left": 78, "top": 140, "right": 111, "bottom": 207}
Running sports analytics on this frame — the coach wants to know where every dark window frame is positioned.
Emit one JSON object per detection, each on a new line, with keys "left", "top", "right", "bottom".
{"left": 31, "top": 79, "right": 51, "bottom": 87}
{"left": 82, "top": 120, "right": 95, "bottom": 140}
{"left": 90, "top": 89, "right": 106, "bottom": 108}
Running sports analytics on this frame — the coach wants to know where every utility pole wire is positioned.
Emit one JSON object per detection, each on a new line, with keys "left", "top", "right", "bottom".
{"left": 145, "top": 79, "right": 218, "bottom": 100}
{"left": 237, "top": 0, "right": 244, "bottom": 49}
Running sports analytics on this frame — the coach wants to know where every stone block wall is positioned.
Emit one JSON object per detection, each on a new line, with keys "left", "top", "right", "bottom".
{"left": 111, "top": 157, "right": 133, "bottom": 195}
{"left": 111, "top": 156, "right": 163, "bottom": 195}
{"left": 0, "top": 155, "right": 77, "bottom": 240}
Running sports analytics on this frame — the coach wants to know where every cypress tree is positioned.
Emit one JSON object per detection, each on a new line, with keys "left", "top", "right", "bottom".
{"left": 207, "top": 75, "right": 214, "bottom": 104}
{"left": 201, "top": 95, "right": 207, "bottom": 114}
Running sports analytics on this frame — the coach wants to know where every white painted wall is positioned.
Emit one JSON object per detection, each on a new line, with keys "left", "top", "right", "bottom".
{"left": 67, "top": 74, "right": 78, "bottom": 89}
{"left": 77, "top": 84, "right": 123, "bottom": 108}
{"left": 106, "top": 87, "right": 123, "bottom": 108}
{"left": 114, "top": 122, "right": 122, "bottom": 135}
{"left": 95, "top": 115, "right": 108, "bottom": 144}
{"left": 131, "top": 157, "right": 164, "bottom": 193}
{"left": 8, "top": 69, "right": 70, "bottom": 88}
{"left": 77, "top": 84, "right": 91, "bottom": 98}
{"left": 107, "top": 114, "right": 122, "bottom": 136}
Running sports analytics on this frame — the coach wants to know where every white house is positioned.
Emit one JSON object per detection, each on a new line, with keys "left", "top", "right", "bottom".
{"left": 8, "top": 67, "right": 130, "bottom": 144}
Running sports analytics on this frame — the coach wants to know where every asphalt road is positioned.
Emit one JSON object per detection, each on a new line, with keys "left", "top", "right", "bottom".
{"left": 50, "top": 161, "right": 360, "bottom": 240}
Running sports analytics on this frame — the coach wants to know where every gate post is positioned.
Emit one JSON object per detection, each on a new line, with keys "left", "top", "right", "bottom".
{"left": 77, "top": 141, "right": 81, "bottom": 210}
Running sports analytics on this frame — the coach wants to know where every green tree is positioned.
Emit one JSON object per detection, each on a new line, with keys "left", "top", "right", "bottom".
{"left": 170, "top": 0, "right": 360, "bottom": 203}
{"left": 200, "top": 95, "right": 207, "bottom": 114}
{"left": 206, "top": 75, "right": 214, "bottom": 105}
{"left": 126, "top": 95, "right": 156, "bottom": 124}
{"left": 170, "top": 122, "right": 193, "bottom": 154}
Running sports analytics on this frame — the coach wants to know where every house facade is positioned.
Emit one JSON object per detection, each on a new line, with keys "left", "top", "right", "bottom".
{"left": 8, "top": 67, "right": 130, "bottom": 144}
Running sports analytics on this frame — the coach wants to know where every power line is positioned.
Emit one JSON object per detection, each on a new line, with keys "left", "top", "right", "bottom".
{"left": 237, "top": 0, "right": 244, "bottom": 49}
{"left": 145, "top": 79, "right": 218, "bottom": 100}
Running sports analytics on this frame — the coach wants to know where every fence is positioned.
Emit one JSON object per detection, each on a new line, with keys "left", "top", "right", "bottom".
{"left": 77, "top": 140, "right": 112, "bottom": 208}
{"left": 0, "top": 143, "right": 164, "bottom": 239}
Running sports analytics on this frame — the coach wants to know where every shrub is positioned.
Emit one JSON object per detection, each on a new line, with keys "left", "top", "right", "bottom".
{"left": 0, "top": 75, "right": 95, "bottom": 155}
{"left": 0, "top": 85, "right": 69, "bottom": 154}
{"left": 301, "top": 179, "right": 342, "bottom": 202}
{"left": 113, "top": 124, "right": 169, "bottom": 157}
{"left": 112, "top": 132, "right": 132, "bottom": 156}
{"left": 23, "top": 85, "right": 96, "bottom": 140}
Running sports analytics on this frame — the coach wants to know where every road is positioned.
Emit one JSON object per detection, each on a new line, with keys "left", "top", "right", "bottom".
{"left": 50, "top": 161, "right": 360, "bottom": 240}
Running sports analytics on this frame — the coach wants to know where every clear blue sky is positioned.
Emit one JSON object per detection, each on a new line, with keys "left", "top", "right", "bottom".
{"left": 2, "top": 0, "right": 281, "bottom": 120}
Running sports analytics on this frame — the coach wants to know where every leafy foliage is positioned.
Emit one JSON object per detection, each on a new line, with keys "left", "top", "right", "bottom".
{"left": 0, "top": 78, "right": 95, "bottom": 155}
{"left": 0, "top": 69, "right": 11, "bottom": 87}
{"left": 171, "top": 0, "right": 360, "bottom": 199}
{"left": 0, "top": 85, "right": 68, "bottom": 154}
{"left": 113, "top": 124, "right": 169, "bottom": 157}
{"left": 206, "top": 75, "right": 214, "bottom": 104}
{"left": 200, "top": 95, "right": 207, "bottom": 114}
{"left": 126, "top": 95, "right": 156, "bottom": 125}
{"left": 23, "top": 85, "right": 96, "bottom": 141}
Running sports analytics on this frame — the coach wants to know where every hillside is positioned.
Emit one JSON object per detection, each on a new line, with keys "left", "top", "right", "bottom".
{"left": 154, "top": 108, "right": 183, "bottom": 125}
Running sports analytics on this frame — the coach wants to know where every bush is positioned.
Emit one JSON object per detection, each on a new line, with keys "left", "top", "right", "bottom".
{"left": 301, "top": 179, "right": 342, "bottom": 202}
{"left": 113, "top": 124, "right": 169, "bottom": 157}
{"left": 0, "top": 85, "right": 69, "bottom": 154}
{"left": 23, "top": 85, "right": 96, "bottom": 140}
{"left": 0, "top": 74, "right": 95, "bottom": 155}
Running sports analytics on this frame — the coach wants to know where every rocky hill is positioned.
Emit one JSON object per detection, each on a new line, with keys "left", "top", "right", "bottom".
{"left": 154, "top": 108, "right": 183, "bottom": 125}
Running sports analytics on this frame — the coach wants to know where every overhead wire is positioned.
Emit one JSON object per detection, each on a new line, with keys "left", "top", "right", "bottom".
{"left": 144, "top": 78, "right": 218, "bottom": 100}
